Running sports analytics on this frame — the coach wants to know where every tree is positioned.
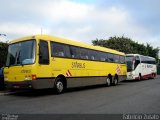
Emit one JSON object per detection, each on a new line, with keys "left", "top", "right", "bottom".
{"left": 0, "top": 42, "right": 8, "bottom": 68}
{"left": 92, "top": 36, "right": 159, "bottom": 61}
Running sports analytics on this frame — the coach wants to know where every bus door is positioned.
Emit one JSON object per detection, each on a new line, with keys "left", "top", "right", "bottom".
{"left": 134, "top": 56, "right": 141, "bottom": 75}
{"left": 38, "top": 40, "right": 51, "bottom": 78}
{"left": 134, "top": 56, "right": 140, "bottom": 69}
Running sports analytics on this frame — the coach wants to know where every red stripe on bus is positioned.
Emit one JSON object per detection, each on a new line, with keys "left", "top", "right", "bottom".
{"left": 66, "top": 73, "right": 69, "bottom": 77}
{"left": 68, "top": 70, "right": 72, "bottom": 76}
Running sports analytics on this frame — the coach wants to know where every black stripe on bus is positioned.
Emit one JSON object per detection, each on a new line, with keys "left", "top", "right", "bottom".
{"left": 36, "top": 75, "right": 126, "bottom": 80}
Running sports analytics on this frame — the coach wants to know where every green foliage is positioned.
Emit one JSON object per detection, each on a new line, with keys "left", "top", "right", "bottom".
{"left": 92, "top": 36, "right": 159, "bottom": 61}
{"left": 0, "top": 42, "right": 8, "bottom": 68}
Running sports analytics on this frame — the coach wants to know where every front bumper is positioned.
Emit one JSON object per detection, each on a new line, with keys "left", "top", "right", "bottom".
{"left": 5, "top": 78, "right": 55, "bottom": 90}
{"left": 5, "top": 80, "right": 33, "bottom": 89}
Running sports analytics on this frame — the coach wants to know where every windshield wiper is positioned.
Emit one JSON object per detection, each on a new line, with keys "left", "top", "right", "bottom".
{"left": 15, "top": 50, "right": 22, "bottom": 65}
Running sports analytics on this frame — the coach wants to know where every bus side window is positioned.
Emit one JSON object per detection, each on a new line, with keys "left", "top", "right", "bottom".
{"left": 51, "top": 42, "right": 71, "bottom": 58}
{"left": 151, "top": 60, "right": 156, "bottom": 64}
{"left": 108, "top": 53, "right": 114, "bottom": 62}
{"left": 114, "top": 55, "right": 120, "bottom": 63}
{"left": 88, "top": 50, "right": 96, "bottom": 60}
{"left": 105, "top": 53, "right": 108, "bottom": 62}
{"left": 98, "top": 52, "right": 107, "bottom": 62}
{"left": 70, "top": 46, "right": 80, "bottom": 59}
{"left": 89, "top": 50, "right": 99, "bottom": 61}
{"left": 39, "top": 40, "right": 49, "bottom": 64}
{"left": 80, "top": 48, "right": 89, "bottom": 60}
{"left": 120, "top": 56, "right": 125, "bottom": 64}
{"left": 51, "top": 42, "right": 64, "bottom": 57}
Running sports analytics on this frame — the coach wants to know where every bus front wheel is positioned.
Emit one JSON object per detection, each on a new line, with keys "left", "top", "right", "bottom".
{"left": 138, "top": 74, "right": 142, "bottom": 80}
{"left": 55, "top": 78, "right": 65, "bottom": 94}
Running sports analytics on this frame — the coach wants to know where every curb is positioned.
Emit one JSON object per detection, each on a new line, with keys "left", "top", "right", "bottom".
{"left": 0, "top": 90, "right": 27, "bottom": 96}
{"left": 0, "top": 91, "right": 11, "bottom": 96}
{"left": 0, "top": 90, "right": 18, "bottom": 96}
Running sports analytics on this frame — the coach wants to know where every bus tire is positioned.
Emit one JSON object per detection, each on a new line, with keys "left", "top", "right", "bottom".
{"left": 151, "top": 73, "right": 155, "bottom": 79}
{"left": 112, "top": 76, "right": 118, "bottom": 86}
{"left": 106, "top": 77, "right": 111, "bottom": 87}
{"left": 138, "top": 73, "right": 142, "bottom": 80}
{"left": 55, "top": 77, "right": 65, "bottom": 94}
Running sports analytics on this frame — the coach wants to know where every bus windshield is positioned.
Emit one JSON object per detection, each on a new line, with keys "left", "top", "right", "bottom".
{"left": 6, "top": 40, "right": 36, "bottom": 66}
{"left": 126, "top": 56, "right": 134, "bottom": 72}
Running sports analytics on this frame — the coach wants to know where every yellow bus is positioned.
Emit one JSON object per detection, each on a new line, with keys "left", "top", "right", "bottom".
{"left": 4, "top": 35, "right": 127, "bottom": 93}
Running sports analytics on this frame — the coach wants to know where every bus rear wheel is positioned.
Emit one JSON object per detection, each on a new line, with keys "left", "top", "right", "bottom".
{"left": 106, "top": 77, "right": 111, "bottom": 86}
{"left": 112, "top": 76, "right": 118, "bottom": 86}
{"left": 151, "top": 73, "right": 155, "bottom": 79}
{"left": 55, "top": 78, "right": 65, "bottom": 94}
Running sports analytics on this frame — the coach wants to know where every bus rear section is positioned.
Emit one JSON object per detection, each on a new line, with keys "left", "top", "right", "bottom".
{"left": 126, "top": 54, "right": 157, "bottom": 80}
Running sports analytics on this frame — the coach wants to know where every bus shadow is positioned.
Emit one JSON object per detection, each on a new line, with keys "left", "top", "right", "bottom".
{"left": 121, "top": 80, "right": 141, "bottom": 83}
{"left": 8, "top": 84, "right": 124, "bottom": 97}
{"left": 7, "top": 89, "right": 54, "bottom": 97}
{"left": 121, "top": 78, "right": 153, "bottom": 83}
{"left": 66, "top": 84, "right": 123, "bottom": 93}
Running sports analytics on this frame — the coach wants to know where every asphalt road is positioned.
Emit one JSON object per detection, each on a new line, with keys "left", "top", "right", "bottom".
{"left": 0, "top": 77, "right": 160, "bottom": 114}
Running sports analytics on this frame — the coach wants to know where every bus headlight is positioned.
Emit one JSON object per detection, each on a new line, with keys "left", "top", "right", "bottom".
{"left": 4, "top": 76, "right": 8, "bottom": 81}
{"left": 25, "top": 75, "right": 31, "bottom": 80}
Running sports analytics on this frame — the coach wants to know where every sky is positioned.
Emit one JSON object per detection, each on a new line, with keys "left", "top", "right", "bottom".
{"left": 0, "top": 0, "right": 159, "bottom": 48}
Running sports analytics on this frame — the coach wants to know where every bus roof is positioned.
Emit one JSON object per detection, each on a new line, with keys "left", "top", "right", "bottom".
{"left": 9, "top": 35, "right": 125, "bottom": 55}
{"left": 126, "top": 54, "right": 155, "bottom": 59}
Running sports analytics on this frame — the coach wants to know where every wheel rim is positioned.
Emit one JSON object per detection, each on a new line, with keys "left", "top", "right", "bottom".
{"left": 138, "top": 75, "right": 141, "bottom": 80}
{"left": 107, "top": 78, "right": 111, "bottom": 86}
{"left": 152, "top": 74, "right": 155, "bottom": 78}
{"left": 114, "top": 79, "right": 118, "bottom": 85}
{"left": 56, "top": 81, "right": 63, "bottom": 93}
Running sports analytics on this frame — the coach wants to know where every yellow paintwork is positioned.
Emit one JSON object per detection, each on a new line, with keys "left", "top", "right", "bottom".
{"left": 4, "top": 35, "right": 127, "bottom": 82}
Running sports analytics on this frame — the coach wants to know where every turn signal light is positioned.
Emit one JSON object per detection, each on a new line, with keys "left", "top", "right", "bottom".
{"left": 32, "top": 74, "right": 37, "bottom": 80}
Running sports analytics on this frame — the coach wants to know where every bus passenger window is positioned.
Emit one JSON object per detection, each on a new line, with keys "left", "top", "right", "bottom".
{"left": 70, "top": 46, "right": 80, "bottom": 59}
{"left": 120, "top": 56, "right": 125, "bottom": 64}
{"left": 51, "top": 42, "right": 58, "bottom": 57}
{"left": 80, "top": 48, "right": 89, "bottom": 60}
{"left": 98, "top": 52, "right": 107, "bottom": 62}
{"left": 114, "top": 55, "right": 120, "bottom": 63}
{"left": 39, "top": 40, "right": 49, "bottom": 64}
{"left": 51, "top": 42, "right": 71, "bottom": 58}
{"left": 88, "top": 50, "right": 98, "bottom": 61}
{"left": 108, "top": 53, "right": 114, "bottom": 62}
{"left": 91, "top": 56, "right": 94, "bottom": 60}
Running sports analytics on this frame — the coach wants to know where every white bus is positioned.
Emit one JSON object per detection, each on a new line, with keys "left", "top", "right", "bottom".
{"left": 126, "top": 54, "right": 157, "bottom": 80}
